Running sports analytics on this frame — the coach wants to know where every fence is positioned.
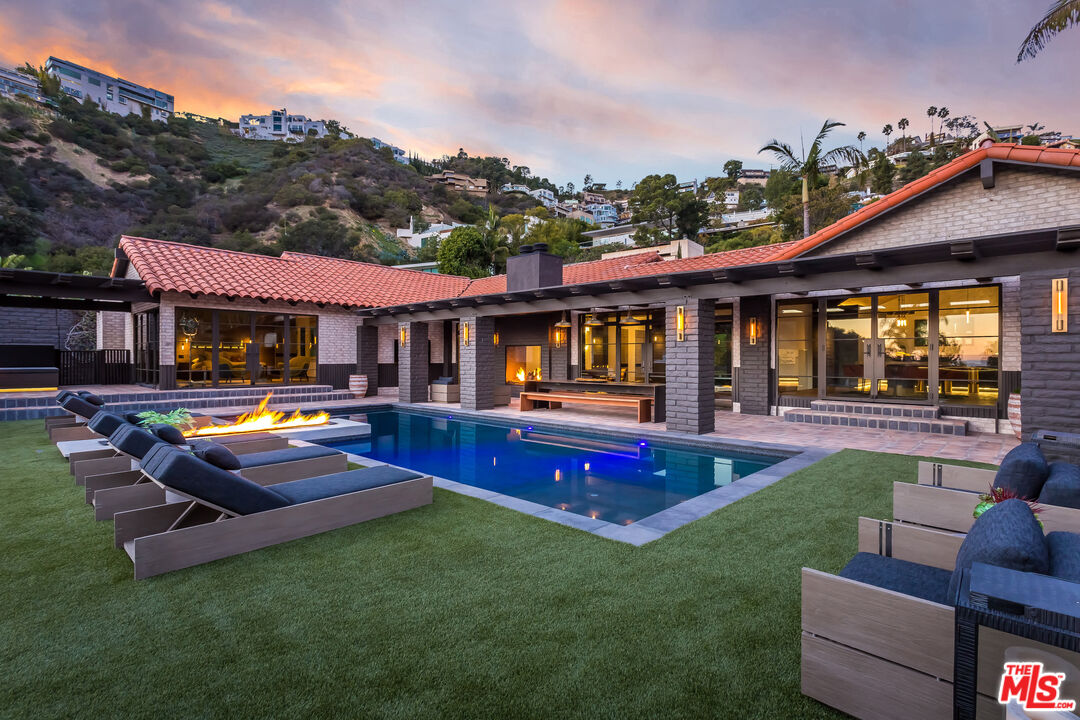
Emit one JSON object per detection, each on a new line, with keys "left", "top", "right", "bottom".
{"left": 58, "top": 349, "right": 133, "bottom": 386}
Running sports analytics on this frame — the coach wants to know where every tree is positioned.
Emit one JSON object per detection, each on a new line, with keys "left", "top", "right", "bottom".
{"left": 772, "top": 184, "right": 853, "bottom": 240}
{"left": 723, "top": 159, "right": 743, "bottom": 180}
{"left": 758, "top": 119, "right": 864, "bottom": 238}
{"left": 937, "top": 107, "right": 950, "bottom": 141}
{"left": 926, "top": 106, "right": 938, "bottom": 145}
{"left": 736, "top": 184, "right": 766, "bottom": 211}
{"left": 763, "top": 168, "right": 800, "bottom": 209}
{"left": 583, "top": 174, "right": 593, "bottom": 191}
{"left": 857, "top": 131, "right": 867, "bottom": 156}
{"left": 897, "top": 118, "right": 909, "bottom": 150}
{"left": 882, "top": 124, "right": 893, "bottom": 151}
{"left": 479, "top": 206, "right": 511, "bottom": 273}
{"left": 629, "top": 173, "right": 710, "bottom": 240}
{"left": 1017, "top": 0, "right": 1080, "bottom": 61}
{"left": 17, "top": 62, "right": 60, "bottom": 97}
{"left": 565, "top": 181, "right": 575, "bottom": 197}
{"left": 870, "top": 151, "right": 896, "bottom": 194}
{"left": 499, "top": 213, "right": 528, "bottom": 252}
{"left": 615, "top": 180, "right": 623, "bottom": 190}
{"left": 437, "top": 226, "right": 490, "bottom": 278}
{"left": 899, "top": 150, "right": 930, "bottom": 183}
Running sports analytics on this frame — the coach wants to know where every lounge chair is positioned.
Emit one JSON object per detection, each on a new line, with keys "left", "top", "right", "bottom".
{"left": 801, "top": 500, "right": 1080, "bottom": 719}
{"left": 84, "top": 421, "right": 347, "bottom": 520}
{"left": 113, "top": 444, "right": 432, "bottom": 579}
{"left": 896, "top": 442, "right": 1080, "bottom": 534}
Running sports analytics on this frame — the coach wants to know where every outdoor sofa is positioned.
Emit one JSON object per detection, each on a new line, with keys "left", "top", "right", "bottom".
{"left": 113, "top": 444, "right": 432, "bottom": 579}
{"left": 894, "top": 442, "right": 1080, "bottom": 534}
{"left": 84, "top": 417, "right": 347, "bottom": 520}
{"left": 802, "top": 499, "right": 1080, "bottom": 719}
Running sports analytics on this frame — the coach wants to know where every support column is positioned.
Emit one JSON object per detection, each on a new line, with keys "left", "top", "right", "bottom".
{"left": 356, "top": 325, "right": 379, "bottom": 396}
{"left": 738, "top": 295, "right": 772, "bottom": 416}
{"left": 397, "top": 321, "right": 428, "bottom": 403}
{"left": 1021, "top": 269, "right": 1079, "bottom": 452}
{"left": 460, "top": 316, "right": 495, "bottom": 410}
{"left": 665, "top": 298, "right": 715, "bottom": 434}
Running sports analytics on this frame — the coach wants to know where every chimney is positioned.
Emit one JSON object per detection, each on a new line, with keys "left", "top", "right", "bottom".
{"left": 506, "top": 243, "right": 563, "bottom": 292}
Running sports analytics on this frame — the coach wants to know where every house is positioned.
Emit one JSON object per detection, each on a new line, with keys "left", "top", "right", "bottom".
{"left": 0, "top": 65, "right": 46, "bottom": 104}
{"left": 500, "top": 184, "right": 531, "bottom": 194}
{"left": 529, "top": 188, "right": 557, "bottom": 208}
{"left": 236, "top": 109, "right": 327, "bottom": 142}
{"left": 723, "top": 190, "right": 740, "bottom": 208}
{"left": 372, "top": 138, "right": 410, "bottom": 164}
{"left": 75, "top": 143, "right": 1080, "bottom": 444}
{"left": 44, "top": 56, "right": 173, "bottom": 122}
{"left": 676, "top": 179, "right": 699, "bottom": 193}
{"left": 738, "top": 169, "right": 771, "bottom": 186}
{"left": 582, "top": 190, "right": 607, "bottom": 205}
{"left": 428, "top": 171, "right": 488, "bottom": 196}
{"left": 601, "top": 238, "right": 705, "bottom": 261}
{"left": 395, "top": 217, "right": 466, "bottom": 249}
{"left": 585, "top": 203, "right": 619, "bottom": 227}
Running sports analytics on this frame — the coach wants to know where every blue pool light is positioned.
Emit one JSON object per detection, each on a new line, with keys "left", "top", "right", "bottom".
{"left": 639, "top": 441, "right": 647, "bottom": 447}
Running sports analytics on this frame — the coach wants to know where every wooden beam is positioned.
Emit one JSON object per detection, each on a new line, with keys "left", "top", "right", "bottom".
{"left": 0, "top": 295, "right": 132, "bottom": 312}
{"left": 980, "top": 158, "right": 995, "bottom": 189}
{"left": 1057, "top": 225, "right": 1080, "bottom": 251}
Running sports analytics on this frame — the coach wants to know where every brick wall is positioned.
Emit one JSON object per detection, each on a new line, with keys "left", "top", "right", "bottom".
{"left": 737, "top": 295, "right": 771, "bottom": 415}
{"left": 96, "top": 311, "right": 132, "bottom": 350}
{"left": 1019, "top": 269, "right": 1080, "bottom": 444}
{"left": 378, "top": 324, "right": 396, "bottom": 363}
{"left": 0, "top": 308, "right": 83, "bottom": 349}
{"left": 459, "top": 316, "right": 495, "bottom": 410}
{"left": 428, "top": 320, "right": 444, "bottom": 364}
{"left": 1000, "top": 276, "right": 1021, "bottom": 372}
{"left": 397, "top": 321, "right": 429, "bottom": 403}
{"left": 357, "top": 324, "right": 379, "bottom": 395}
{"left": 806, "top": 167, "right": 1080, "bottom": 257}
{"left": 665, "top": 298, "right": 715, "bottom": 433}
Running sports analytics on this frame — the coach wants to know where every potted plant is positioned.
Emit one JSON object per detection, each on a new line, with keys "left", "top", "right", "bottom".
{"left": 973, "top": 485, "right": 1042, "bottom": 526}
{"left": 136, "top": 408, "right": 196, "bottom": 432}
{"left": 1007, "top": 389, "right": 1022, "bottom": 439}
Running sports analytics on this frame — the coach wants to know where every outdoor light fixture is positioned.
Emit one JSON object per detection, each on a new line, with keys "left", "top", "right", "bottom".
{"left": 676, "top": 305, "right": 685, "bottom": 341}
{"left": 1053, "top": 278, "right": 1069, "bottom": 333}
{"left": 552, "top": 325, "right": 567, "bottom": 348}
{"left": 399, "top": 325, "right": 408, "bottom": 347}
{"left": 619, "top": 308, "right": 643, "bottom": 326}
{"left": 493, "top": 331, "right": 500, "bottom": 346}
{"left": 553, "top": 311, "right": 572, "bottom": 329}
{"left": 749, "top": 317, "right": 759, "bottom": 345}
{"left": 462, "top": 320, "right": 470, "bottom": 346}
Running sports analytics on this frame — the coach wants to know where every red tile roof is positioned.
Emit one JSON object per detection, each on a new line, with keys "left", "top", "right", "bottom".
{"left": 118, "top": 236, "right": 471, "bottom": 307}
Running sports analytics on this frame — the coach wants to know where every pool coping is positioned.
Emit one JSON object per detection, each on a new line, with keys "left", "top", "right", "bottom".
{"left": 330, "top": 403, "right": 836, "bottom": 545}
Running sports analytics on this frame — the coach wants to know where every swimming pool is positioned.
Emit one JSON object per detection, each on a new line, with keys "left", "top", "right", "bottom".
{"left": 319, "top": 410, "right": 783, "bottom": 526}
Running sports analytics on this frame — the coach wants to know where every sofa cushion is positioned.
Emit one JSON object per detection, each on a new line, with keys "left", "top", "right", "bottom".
{"left": 948, "top": 499, "right": 1050, "bottom": 602}
{"left": 110, "top": 423, "right": 166, "bottom": 459}
{"left": 1046, "top": 532, "right": 1080, "bottom": 583}
{"left": 87, "top": 411, "right": 129, "bottom": 437}
{"left": 236, "top": 445, "right": 339, "bottom": 469}
{"left": 270, "top": 466, "right": 423, "bottom": 505}
{"left": 838, "top": 552, "right": 953, "bottom": 605}
{"left": 994, "top": 442, "right": 1050, "bottom": 500}
{"left": 190, "top": 440, "right": 242, "bottom": 470}
{"left": 1039, "top": 462, "right": 1080, "bottom": 510}
{"left": 146, "top": 446, "right": 290, "bottom": 515}
{"left": 150, "top": 424, "right": 187, "bottom": 446}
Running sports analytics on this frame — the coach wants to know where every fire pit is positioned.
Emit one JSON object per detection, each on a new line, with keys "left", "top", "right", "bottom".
{"left": 184, "top": 392, "right": 330, "bottom": 437}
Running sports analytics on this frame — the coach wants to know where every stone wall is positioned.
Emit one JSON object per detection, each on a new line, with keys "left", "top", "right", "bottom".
{"left": 356, "top": 324, "right": 379, "bottom": 396}
{"left": 737, "top": 295, "right": 771, "bottom": 415}
{"left": 0, "top": 308, "right": 83, "bottom": 349}
{"left": 665, "top": 298, "right": 715, "bottom": 433}
{"left": 96, "top": 311, "right": 132, "bottom": 350}
{"left": 397, "top": 321, "right": 429, "bottom": 403}
{"left": 459, "top": 316, "right": 496, "bottom": 410}
{"left": 806, "top": 167, "right": 1080, "bottom": 257}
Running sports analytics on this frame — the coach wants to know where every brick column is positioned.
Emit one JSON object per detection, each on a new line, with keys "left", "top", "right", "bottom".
{"left": 550, "top": 341, "right": 570, "bottom": 380}
{"left": 397, "top": 321, "right": 429, "bottom": 403}
{"left": 356, "top": 325, "right": 379, "bottom": 396}
{"left": 738, "top": 295, "right": 771, "bottom": 415}
{"left": 665, "top": 298, "right": 715, "bottom": 434}
{"left": 460, "top": 316, "right": 495, "bottom": 410}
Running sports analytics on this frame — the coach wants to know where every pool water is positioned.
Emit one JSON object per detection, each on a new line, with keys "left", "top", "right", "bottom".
{"left": 320, "top": 410, "right": 781, "bottom": 525}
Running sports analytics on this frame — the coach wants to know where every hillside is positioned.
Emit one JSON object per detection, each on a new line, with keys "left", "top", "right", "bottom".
{"left": 0, "top": 94, "right": 544, "bottom": 273}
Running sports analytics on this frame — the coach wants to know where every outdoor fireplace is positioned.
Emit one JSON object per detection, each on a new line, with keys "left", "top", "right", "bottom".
{"left": 505, "top": 345, "right": 542, "bottom": 384}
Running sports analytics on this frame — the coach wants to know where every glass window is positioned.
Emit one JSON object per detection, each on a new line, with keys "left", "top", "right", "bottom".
{"left": 619, "top": 322, "right": 647, "bottom": 383}
{"left": 289, "top": 315, "right": 318, "bottom": 383}
{"left": 938, "top": 287, "right": 999, "bottom": 405}
{"left": 825, "top": 296, "right": 872, "bottom": 397}
{"left": 175, "top": 308, "right": 213, "bottom": 387}
{"left": 876, "top": 293, "right": 930, "bottom": 400}
{"left": 777, "top": 301, "right": 817, "bottom": 396}
{"left": 506, "top": 346, "right": 542, "bottom": 383}
{"left": 715, "top": 306, "right": 733, "bottom": 398}
{"left": 217, "top": 311, "right": 252, "bottom": 385}
{"left": 254, "top": 313, "right": 286, "bottom": 384}
{"left": 581, "top": 315, "right": 616, "bottom": 380}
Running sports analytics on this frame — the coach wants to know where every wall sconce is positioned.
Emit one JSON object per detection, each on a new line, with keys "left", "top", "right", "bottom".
{"left": 462, "top": 320, "right": 470, "bottom": 347}
{"left": 493, "top": 331, "right": 499, "bottom": 347}
{"left": 675, "top": 305, "right": 685, "bottom": 342}
{"left": 748, "top": 317, "right": 759, "bottom": 345}
{"left": 399, "top": 324, "right": 408, "bottom": 347}
{"left": 551, "top": 326, "right": 567, "bottom": 348}
{"left": 1053, "top": 278, "right": 1069, "bottom": 333}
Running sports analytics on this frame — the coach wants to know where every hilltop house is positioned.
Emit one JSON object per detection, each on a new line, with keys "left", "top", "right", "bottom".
{"left": 529, "top": 188, "right": 557, "bottom": 208}
{"left": 372, "top": 138, "right": 410, "bottom": 164}
{"left": 396, "top": 218, "right": 467, "bottom": 249}
{"left": 236, "top": 109, "right": 327, "bottom": 142}
{"left": 428, "top": 171, "right": 488, "bottom": 196}
{"left": 45, "top": 56, "right": 173, "bottom": 122}
{"left": 0, "top": 65, "right": 46, "bottom": 104}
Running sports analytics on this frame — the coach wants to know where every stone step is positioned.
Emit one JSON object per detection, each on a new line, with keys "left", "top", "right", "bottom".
{"left": 783, "top": 409, "right": 967, "bottom": 436}
{"left": 809, "top": 400, "right": 940, "bottom": 419}
{"left": 0, "top": 384, "right": 339, "bottom": 410}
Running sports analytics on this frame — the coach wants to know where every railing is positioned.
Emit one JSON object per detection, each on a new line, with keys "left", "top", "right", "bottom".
{"left": 58, "top": 349, "right": 133, "bottom": 386}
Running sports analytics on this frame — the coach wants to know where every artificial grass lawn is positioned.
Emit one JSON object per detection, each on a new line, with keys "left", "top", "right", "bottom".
{"left": 0, "top": 419, "right": 994, "bottom": 719}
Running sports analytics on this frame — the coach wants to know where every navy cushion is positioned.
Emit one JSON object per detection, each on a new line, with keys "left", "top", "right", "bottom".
{"left": 270, "top": 466, "right": 423, "bottom": 505}
{"left": 109, "top": 424, "right": 166, "bottom": 459}
{"left": 432, "top": 376, "right": 454, "bottom": 385}
{"left": 994, "top": 442, "right": 1050, "bottom": 500}
{"left": 839, "top": 552, "right": 953, "bottom": 604}
{"left": 124, "top": 412, "right": 145, "bottom": 425}
{"left": 237, "top": 445, "right": 340, "bottom": 469}
{"left": 1047, "top": 532, "right": 1080, "bottom": 583}
{"left": 60, "top": 395, "right": 104, "bottom": 421}
{"left": 150, "top": 424, "right": 187, "bottom": 446}
{"left": 1039, "top": 462, "right": 1080, "bottom": 510}
{"left": 78, "top": 392, "right": 106, "bottom": 407}
{"left": 948, "top": 499, "right": 1050, "bottom": 602}
{"left": 55, "top": 390, "right": 74, "bottom": 403}
{"left": 145, "top": 447, "right": 290, "bottom": 515}
{"left": 190, "top": 440, "right": 242, "bottom": 471}
{"left": 87, "top": 411, "right": 129, "bottom": 437}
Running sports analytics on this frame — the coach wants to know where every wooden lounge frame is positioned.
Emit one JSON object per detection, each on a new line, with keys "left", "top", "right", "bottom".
{"left": 802, "top": 517, "right": 1080, "bottom": 719}
{"left": 895, "top": 478, "right": 1080, "bottom": 535}
{"left": 519, "top": 390, "right": 653, "bottom": 423}
{"left": 113, "top": 473, "right": 433, "bottom": 579}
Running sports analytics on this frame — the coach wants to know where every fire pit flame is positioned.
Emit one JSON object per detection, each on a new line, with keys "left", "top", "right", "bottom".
{"left": 184, "top": 392, "right": 330, "bottom": 437}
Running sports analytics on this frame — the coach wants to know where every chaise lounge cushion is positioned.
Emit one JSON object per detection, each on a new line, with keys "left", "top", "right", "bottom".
{"left": 143, "top": 445, "right": 290, "bottom": 515}
{"left": 1047, "top": 532, "right": 1080, "bottom": 583}
{"left": 78, "top": 391, "right": 106, "bottom": 406}
{"left": 60, "top": 394, "right": 105, "bottom": 421}
{"left": 994, "top": 442, "right": 1050, "bottom": 500}
{"left": 236, "top": 445, "right": 339, "bottom": 468}
{"left": 1039, "top": 462, "right": 1080, "bottom": 510}
{"left": 87, "top": 410, "right": 130, "bottom": 438}
{"left": 947, "top": 499, "right": 1050, "bottom": 602}
{"left": 839, "top": 552, "right": 953, "bottom": 605}
{"left": 110, "top": 424, "right": 168, "bottom": 460}
{"left": 150, "top": 423, "right": 187, "bottom": 445}
{"left": 189, "top": 440, "right": 243, "bottom": 470}
{"left": 269, "top": 466, "right": 423, "bottom": 505}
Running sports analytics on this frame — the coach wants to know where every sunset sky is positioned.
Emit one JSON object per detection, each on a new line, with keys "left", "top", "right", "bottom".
{"left": 2, "top": 0, "right": 1077, "bottom": 186}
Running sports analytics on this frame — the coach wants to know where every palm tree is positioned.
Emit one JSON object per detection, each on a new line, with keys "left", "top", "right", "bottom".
{"left": 897, "top": 118, "right": 909, "bottom": 151}
{"left": 479, "top": 207, "right": 511, "bottom": 273}
{"left": 1018, "top": 0, "right": 1080, "bottom": 61}
{"left": 882, "top": 124, "right": 893, "bottom": 152}
{"left": 758, "top": 118, "right": 865, "bottom": 238}
{"left": 937, "top": 107, "right": 950, "bottom": 142}
{"left": 926, "top": 106, "right": 938, "bottom": 145}
{"left": 857, "top": 131, "right": 867, "bottom": 156}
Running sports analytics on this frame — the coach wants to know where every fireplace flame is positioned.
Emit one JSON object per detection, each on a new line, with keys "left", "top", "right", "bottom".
{"left": 184, "top": 392, "right": 330, "bottom": 437}
{"left": 515, "top": 368, "right": 525, "bottom": 383}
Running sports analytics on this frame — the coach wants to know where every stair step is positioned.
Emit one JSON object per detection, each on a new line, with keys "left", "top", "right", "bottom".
{"left": 809, "top": 400, "right": 940, "bottom": 419}
{"left": 784, "top": 410, "right": 967, "bottom": 435}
